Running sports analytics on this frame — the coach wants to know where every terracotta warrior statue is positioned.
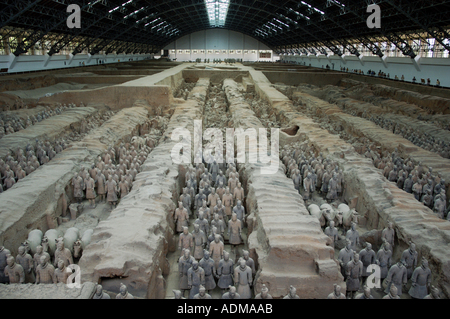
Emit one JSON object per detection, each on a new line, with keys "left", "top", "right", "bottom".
{"left": 408, "top": 258, "right": 432, "bottom": 299}
{"left": 355, "top": 285, "right": 374, "bottom": 299}
{"left": 93, "top": 284, "right": 111, "bottom": 299}
{"left": 209, "top": 234, "right": 224, "bottom": 270}
{"left": 216, "top": 251, "right": 234, "bottom": 294}
{"left": 0, "top": 246, "right": 12, "bottom": 284}
{"left": 327, "top": 284, "right": 346, "bottom": 299}
{"left": 178, "top": 226, "right": 194, "bottom": 258}
{"left": 338, "top": 240, "right": 354, "bottom": 280}
{"left": 359, "top": 242, "right": 376, "bottom": 281}
{"left": 345, "top": 252, "right": 364, "bottom": 299}
{"left": 54, "top": 240, "right": 73, "bottom": 268}
{"left": 222, "top": 285, "right": 241, "bottom": 299}
{"left": 106, "top": 175, "right": 118, "bottom": 208}
{"left": 381, "top": 222, "right": 395, "bottom": 249}
{"left": 16, "top": 245, "right": 34, "bottom": 283}
{"left": 345, "top": 222, "right": 360, "bottom": 251}
{"left": 187, "top": 260, "right": 206, "bottom": 299}
{"left": 54, "top": 259, "right": 70, "bottom": 284}
{"left": 234, "top": 258, "right": 253, "bottom": 299}
{"left": 384, "top": 259, "right": 408, "bottom": 296}
{"left": 193, "top": 285, "right": 212, "bottom": 299}
{"left": 35, "top": 255, "right": 56, "bottom": 284}
{"left": 199, "top": 250, "right": 216, "bottom": 293}
{"left": 192, "top": 224, "right": 206, "bottom": 261}
{"left": 85, "top": 176, "right": 97, "bottom": 208}
{"left": 228, "top": 213, "right": 243, "bottom": 253}
{"left": 255, "top": 284, "right": 273, "bottom": 299}
{"left": 4, "top": 256, "right": 25, "bottom": 284}
{"left": 174, "top": 202, "right": 189, "bottom": 234}
{"left": 401, "top": 242, "right": 418, "bottom": 279}
{"left": 376, "top": 242, "right": 392, "bottom": 282}
{"left": 116, "top": 283, "right": 134, "bottom": 299}
{"left": 283, "top": 285, "right": 300, "bottom": 299}
{"left": 178, "top": 249, "right": 196, "bottom": 297}
{"left": 232, "top": 200, "right": 246, "bottom": 223}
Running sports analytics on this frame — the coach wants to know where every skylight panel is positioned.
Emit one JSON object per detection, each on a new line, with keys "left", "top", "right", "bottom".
{"left": 205, "top": 0, "right": 230, "bottom": 27}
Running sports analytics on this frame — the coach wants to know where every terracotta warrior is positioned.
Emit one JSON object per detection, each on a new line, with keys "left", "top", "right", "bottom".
{"left": 35, "top": 255, "right": 56, "bottom": 284}
{"left": 95, "top": 170, "right": 106, "bottom": 203}
{"left": 222, "top": 285, "right": 241, "bottom": 299}
{"left": 187, "top": 260, "right": 206, "bottom": 299}
{"left": 54, "top": 240, "right": 73, "bottom": 267}
{"left": 283, "top": 285, "right": 300, "bottom": 299}
{"left": 324, "top": 221, "right": 339, "bottom": 248}
{"left": 408, "top": 258, "right": 432, "bottom": 299}
{"left": 0, "top": 246, "right": 12, "bottom": 284}
{"left": 199, "top": 250, "right": 216, "bottom": 293}
{"left": 237, "top": 250, "right": 256, "bottom": 278}
{"left": 16, "top": 245, "right": 35, "bottom": 283}
{"left": 194, "top": 211, "right": 210, "bottom": 237}
{"left": 233, "top": 183, "right": 245, "bottom": 206}
{"left": 54, "top": 259, "right": 70, "bottom": 284}
{"left": 381, "top": 222, "right": 395, "bottom": 249}
{"left": 401, "top": 242, "right": 418, "bottom": 279}
{"left": 106, "top": 175, "right": 118, "bottom": 208}
{"left": 85, "top": 176, "right": 97, "bottom": 208}
{"left": 4, "top": 256, "right": 25, "bottom": 284}
{"left": 216, "top": 251, "right": 234, "bottom": 293}
{"left": 359, "top": 242, "right": 376, "bottom": 281}
{"left": 376, "top": 242, "right": 392, "bottom": 281}
{"left": 211, "top": 213, "right": 226, "bottom": 237}
{"left": 345, "top": 222, "right": 360, "bottom": 251}
{"left": 255, "top": 284, "right": 273, "bottom": 299}
{"left": 424, "top": 285, "right": 440, "bottom": 299}
{"left": 232, "top": 200, "right": 246, "bottom": 223}
{"left": 72, "top": 173, "right": 85, "bottom": 204}
{"left": 345, "top": 253, "right": 363, "bottom": 299}
{"left": 118, "top": 176, "right": 129, "bottom": 199}
{"left": 338, "top": 240, "right": 354, "bottom": 279}
{"left": 93, "top": 284, "right": 111, "bottom": 299}
{"left": 178, "top": 249, "right": 196, "bottom": 297}
{"left": 355, "top": 285, "right": 374, "bottom": 299}
{"left": 192, "top": 224, "right": 206, "bottom": 261}
{"left": 384, "top": 259, "right": 408, "bottom": 296}
{"left": 327, "top": 284, "right": 346, "bottom": 299}
{"left": 116, "top": 283, "right": 134, "bottom": 299}
{"left": 209, "top": 234, "right": 224, "bottom": 270}
{"left": 178, "top": 226, "right": 194, "bottom": 257}
{"left": 234, "top": 258, "right": 253, "bottom": 299}
{"left": 193, "top": 285, "right": 212, "bottom": 300}
{"left": 174, "top": 202, "right": 189, "bottom": 233}
{"left": 382, "top": 285, "right": 400, "bottom": 299}
{"left": 222, "top": 188, "right": 234, "bottom": 218}
{"left": 228, "top": 213, "right": 243, "bottom": 253}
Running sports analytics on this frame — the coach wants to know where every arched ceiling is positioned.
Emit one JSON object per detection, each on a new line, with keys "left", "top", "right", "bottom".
{"left": 1, "top": 0, "right": 450, "bottom": 57}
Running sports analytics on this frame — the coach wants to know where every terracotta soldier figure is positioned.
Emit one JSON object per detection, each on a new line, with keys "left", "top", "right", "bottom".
{"left": 199, "top": 250, "right": 216, "bottom": 293}
{"left": 234, "top": 258, "right": 253, "bottom": 299}
{"left": 401, "top": 242, "right": 418, "bottom": 279}
{"left": 116, "top": 283, "right": 134, "bottom": 299}
{"left": 54, "top": 240, "right": 73, "bottom": 267}
{"left": 381, "top": 222, "right": 395, "bottom": 249}
{"left": 338, "top": 240, "right": 354, "bottom": 280}
{"left": 35, "top": 255, "right": 56, "bottom": 284}
{"left": 283, "top": 285, "right": 300, "bottom": 299}
{"left": 359, "top": 242, "right": 376, "bottom": 281}
{"left": 237, "top": 250, "right": 256, "bottom": 278}
{"left": 377, "top": 242, "right": 392, "bottom": 282}
{"left": 222, "top": 286, "right": 241, "bottom": 299}
{"left": 355, "top": 285, "right": 374, "bottom": 299}
{"left": 327, "top": 284, "right": 346, "bottom": 299}
{"left": 187, "top": 260, "right": 205, "bottom": 299}
{"left": 384, "top": 259, "right": 408, "bottom": 296}
{"left": 178, "top": 249, "right": 196, "bottom": 297}
{"left": 345, "top": 253, "right": 364, "bottom": 299}
{"left": 233, "top": 183, "right": 245, "bottom": 206}
{"left": 16, "top": 245, "right": 34, "bottom": 283}
{"left": 85, "top": 176, "right": 97, "bottom": 208}
{"left": 232, "top": 200, "right": 246, "bottom": 223}
{"left": 0, "top": 246, "right": 11, "bottom": 284}
{"left": 54, "top": 259, "right": 70, "bottom": 284}
{"left": 209, "top": 234, "right": 224, "bottom": 270}
{"left": 4, "top": 256, "right": 25, "bottom": 284}
{"left": 216, "top": 251, "right": 234, "bottom": 293}
{"left": 93, "top": 284, "right": 111, "bottom": 299}
{"left": 222, "top": 188, "right": 234, "bottom": 219}
{"left": 106, "top": 175, "right": 118, "bottom": 208}
{"left": 174, "top": 202, "right": 189, "bottom": 234}
{"left": 95, "top": 169, "right": 106, "bottom": 203}
{"left": 228, "top": 213, "right": 243, "bottom": 253}
{"left": 408, "top": 258, "right": 432, "bottom": 299}
{"left": 192, "top": 224, "right": 206, "bottom": 261}
{"left": 345, "top": 222, "right": 360, "bottom": 251}
{"left": 324, "top": 221, "right": 339, "bottom": 248}
{"left": 118, "top": 176, "right": 129, "bottom": 200}
{"left": 178, "top": 227, "right": 194, "bottom": 258}
{"left": 72, "top": 173, "right": 85, "bottom": 204}
{"left": 255, "top": 284, "right": 273, "bottom": 299}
